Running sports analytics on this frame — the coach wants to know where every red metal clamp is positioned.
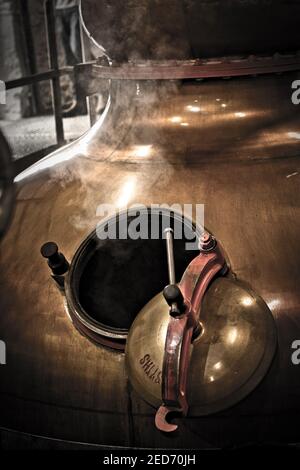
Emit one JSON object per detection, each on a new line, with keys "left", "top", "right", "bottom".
{"left": 155, "top": 232, "right": 227, "bottom": 432}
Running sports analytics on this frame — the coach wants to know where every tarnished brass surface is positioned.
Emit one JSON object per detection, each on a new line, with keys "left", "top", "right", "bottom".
{"left": 0, "top": 73, "right": 300, "bottom": 447}
{"left": 126, "top": 277, "right": 277, "bottom": 415}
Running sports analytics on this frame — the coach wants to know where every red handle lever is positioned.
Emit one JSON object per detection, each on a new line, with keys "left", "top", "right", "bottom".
{"left": 155, "top": 233, "right": 227, "bottom": 432}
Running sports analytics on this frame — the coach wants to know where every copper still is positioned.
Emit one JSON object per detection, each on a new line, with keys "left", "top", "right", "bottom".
{"left": 1, "top": 0, "right": 300, "bottom": 449}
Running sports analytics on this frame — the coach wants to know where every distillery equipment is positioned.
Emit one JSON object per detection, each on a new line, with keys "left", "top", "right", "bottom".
{"left": 1, "top": 0, "right": 300, "bottom": 449}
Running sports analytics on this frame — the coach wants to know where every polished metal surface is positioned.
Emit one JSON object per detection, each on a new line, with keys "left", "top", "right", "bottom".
{"left": 164, "top": 228, "right": 176, "bottom": 285}
{"left": 126, "top": 277, "right": 277, "bottom": 415}
{"left": 90, "top": 55, "right": 300, "bottom": 81}
{"left": 0, "top": 71, "right": 300, "bottom": 447}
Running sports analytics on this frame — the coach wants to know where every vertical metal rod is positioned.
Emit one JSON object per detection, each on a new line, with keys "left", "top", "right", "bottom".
{"left": 18, "top": 0, "right": 40, "bottom": 115}
{"left": 87, "top": 94, "right": 98, "bottom": 128}
{"left": 45, "top": 0, "right": 65, "bottom": 146}
{"left": 79, "top": 13, "right": 97, "bottom": 127}
{"left": 164, "top": 228, "right": 176, "bottom": 285}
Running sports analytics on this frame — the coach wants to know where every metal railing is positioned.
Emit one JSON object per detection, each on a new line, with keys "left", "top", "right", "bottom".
{"left": 4, "top": 0, "right": 78, "bottom": 170}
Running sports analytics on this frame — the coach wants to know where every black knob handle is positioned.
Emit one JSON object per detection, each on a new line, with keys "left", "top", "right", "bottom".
{"left": 41, "top": 242, "right": 69, "bottom": 275}
{"left": 163, "top": 284, "right": 185, "bottom": 317}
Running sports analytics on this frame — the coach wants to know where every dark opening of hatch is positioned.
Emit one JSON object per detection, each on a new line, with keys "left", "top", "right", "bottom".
{"left": 72, "top": 209, "right": 199, "bottom": 332}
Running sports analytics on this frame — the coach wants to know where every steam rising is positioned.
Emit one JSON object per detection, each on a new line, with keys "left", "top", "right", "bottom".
{"left": 80, "top": 0, "right": 192, "bottom": 62}
{"left": 44, "top": 79, "right": 182, "bottom": 233}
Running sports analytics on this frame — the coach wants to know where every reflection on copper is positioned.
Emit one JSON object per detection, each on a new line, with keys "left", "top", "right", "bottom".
{"left": 286, "top": 172, "right": 299, "bottom": 179}
{"left": 169, "top": 116, "right": 182, "bottom": 123}
{"left": 180, "top": 122, "right": 189, "bottom": 127}
{"left": 14, "top": 145, "right": 75, "bottom": 182}
{"left": 227, "top": 327, "right": 238, "bottom": 345}
{"left": 131, "top": 145, "right": 153, "bottom": 158}
{"left": 235, "top": 112, "right": 247, "bottom": 118}
{"left": 267, "top": 299, "right": 281, "bottom": 310}
{"left": 287, "top": 131, "right": 300, "bottom": 140}
{"left": 241, "top": 296, "right": 254, "bottom": 307}
{"left": 15, "top": 95, "right": 112, "bottom": 182}
{"left": 186, "top": 105, "right": 201, "bottom": 113}
{"left": 116, "top": 177, "right": 136, "bottom": 208}
{"left": 214, "top": 361, "right": 222, "bottom": 370}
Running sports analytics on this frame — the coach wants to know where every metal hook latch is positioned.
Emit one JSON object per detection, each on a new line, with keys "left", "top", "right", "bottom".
{"left": 155, "top": 230, "right": 228, "bottom": 432}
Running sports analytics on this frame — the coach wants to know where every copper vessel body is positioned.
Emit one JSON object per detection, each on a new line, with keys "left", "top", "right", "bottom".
{"left": 1, "top": 71, "right": 300, "bottom": 448}
{"left": 81, "top": 0, "right": 300, "bottom": 60}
